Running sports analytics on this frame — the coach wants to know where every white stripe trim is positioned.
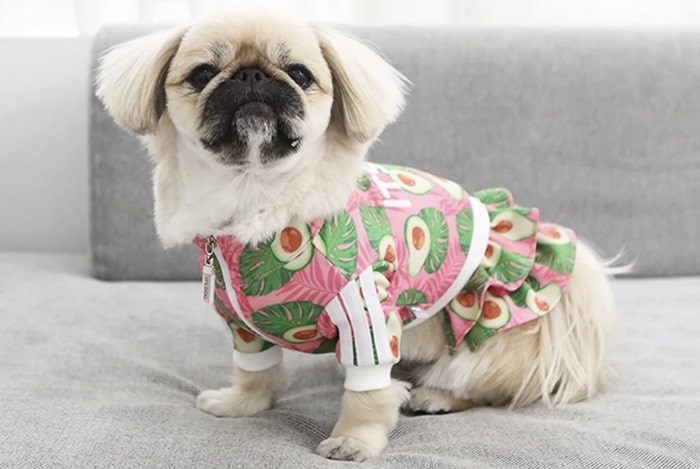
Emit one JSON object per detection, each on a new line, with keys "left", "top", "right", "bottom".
{"left": 382, "top": 199, "right": 412, "bottom": 208}
{"left": 339, "top": 282, "right": 374, "bottom": 367}
{"left": 404, "top": 196, "right": 490, "bottom": 329}
{"left": 358, "top": 267, "right": 393, "bottom": 363}
{"left": 343, "top": 363, "right": 393, "bottom": 391}
{"left": 234, "top": 347, "right": 283, "bottom": 372}
{"left": 373, "top": 175, "right": 392, "bottom": 198}
{"left": 212, "top": 245, "right": 269, "bottom": 340}
{"left": 365, "top": 162, "right": 380, "bottom": 174}
{"left": 326, "top": 298, "right": 354, "bottom": 366}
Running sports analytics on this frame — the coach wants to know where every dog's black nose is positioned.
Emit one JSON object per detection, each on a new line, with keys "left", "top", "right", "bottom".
{"left": 232, "top": 67, "right": 268, "bottom": 85}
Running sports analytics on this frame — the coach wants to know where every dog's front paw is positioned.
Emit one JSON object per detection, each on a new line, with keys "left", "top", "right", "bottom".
{"left": 196, "top": 386, "right": 272, "bottom": 418}
{"left": 316, "top": 435, "right": 383, "bottom": 461}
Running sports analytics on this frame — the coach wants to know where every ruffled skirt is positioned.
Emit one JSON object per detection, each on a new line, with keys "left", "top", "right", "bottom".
{"left": 442, "top": 188, "right": 577, "bottom": 351}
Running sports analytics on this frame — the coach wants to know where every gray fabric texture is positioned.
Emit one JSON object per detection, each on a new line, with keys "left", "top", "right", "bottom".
{"left": 90, "top": 26, "right": 700, "bottom": 280}
{"left": 1, "top": 253, "right": 699, "bottom": 468}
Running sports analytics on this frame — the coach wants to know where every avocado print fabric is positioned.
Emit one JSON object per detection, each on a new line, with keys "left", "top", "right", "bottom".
{"left": 443, "top": 187, "right": 577, "bottom": 351}
{"left": 194, "top": 163, "right": 576, "bottom": 391}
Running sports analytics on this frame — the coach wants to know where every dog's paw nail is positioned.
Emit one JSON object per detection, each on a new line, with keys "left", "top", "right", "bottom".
{"left": 317, "top": 436, "right": 375, "bottom": 461}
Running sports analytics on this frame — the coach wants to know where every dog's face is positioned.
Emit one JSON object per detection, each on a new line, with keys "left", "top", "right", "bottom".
{"left": 164, "top": 16, "right": 334, "bottom": 168}
{"left": 98, "top": 13, "right": 406, "bottom": 169}
{"left": 97, "top": 12, "right": 407, "bottom": 244}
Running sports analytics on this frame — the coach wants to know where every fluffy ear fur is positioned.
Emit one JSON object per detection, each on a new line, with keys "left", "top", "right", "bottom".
{"left": 96, "top": 28, "right": 187, "bottom": 135}
{"left": 314, "top": 27, "right": 408, "bottom": 143}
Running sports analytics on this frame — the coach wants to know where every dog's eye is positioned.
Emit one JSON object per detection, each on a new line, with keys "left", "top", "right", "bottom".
{"left": 187, "top": 64, "right": 219, "bottom": 91}
{"left": 286, "top": 64, "right": 313, "bottom": 89}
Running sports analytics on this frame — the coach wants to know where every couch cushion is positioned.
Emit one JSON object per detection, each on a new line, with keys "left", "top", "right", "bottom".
{"left": 90, "top": 26, "right": 700, "bottom": 279}
{"left": 1, "top": 253, "right": 698, "bottom": 468}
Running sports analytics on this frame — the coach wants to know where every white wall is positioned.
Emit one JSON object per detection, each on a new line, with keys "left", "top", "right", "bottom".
{"left": 7, "top": 0, "right": 700, "bottom": 36}
{"left": 0, "top": 38, "right": 91, "bottom": 253}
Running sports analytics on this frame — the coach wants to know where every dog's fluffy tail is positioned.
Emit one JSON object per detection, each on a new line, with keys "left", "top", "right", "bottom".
{"left": 510, "top": 241, "right": 629, "bottom": 408}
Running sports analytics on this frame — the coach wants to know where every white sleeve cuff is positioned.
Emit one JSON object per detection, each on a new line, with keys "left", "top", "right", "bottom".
{"left": 233, "top": 346, "right": 283, "bottom": 372}
{"left": 343, "top": 363, "right": 394, "bottom": 391}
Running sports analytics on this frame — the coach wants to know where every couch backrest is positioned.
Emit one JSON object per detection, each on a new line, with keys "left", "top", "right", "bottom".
{"left": 90, "top": 25, "right": 700, "bottom": 279}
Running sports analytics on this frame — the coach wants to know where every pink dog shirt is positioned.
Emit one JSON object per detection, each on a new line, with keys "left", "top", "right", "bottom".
{"left": 195, "top": 163, "right": 576, "bottom": 391}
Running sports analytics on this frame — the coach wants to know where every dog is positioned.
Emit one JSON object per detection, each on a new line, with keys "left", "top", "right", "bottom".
{"left": 97, "top": 12, "right": 620, "bottom": 461}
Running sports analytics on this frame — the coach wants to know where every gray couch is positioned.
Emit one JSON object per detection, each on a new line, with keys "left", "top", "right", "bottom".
{"left": 1, "top": 26, "right": 699, "bottom": 468}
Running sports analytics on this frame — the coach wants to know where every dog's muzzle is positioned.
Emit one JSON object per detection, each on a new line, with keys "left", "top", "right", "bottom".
{"left": 199, "top": 66, "right": 305, "bottom": 165}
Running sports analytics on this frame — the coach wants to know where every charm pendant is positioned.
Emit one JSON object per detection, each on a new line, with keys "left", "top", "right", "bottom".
{"left": 202, "top": 236, "right": 217, "bottom": 304}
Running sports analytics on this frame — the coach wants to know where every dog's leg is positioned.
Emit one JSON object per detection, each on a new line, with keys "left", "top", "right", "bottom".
{"left": 196, "top": 363, "right": 287, "bottom": 417}
{"left": 402, "top": 386, "right": 474, "bottom": 415}
{"left": 316, "top": 380, "right": 410, "bottom": 461}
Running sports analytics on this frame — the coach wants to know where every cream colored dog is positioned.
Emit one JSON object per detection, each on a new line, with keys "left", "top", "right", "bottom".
{"left": 97, "top": 12, "right": 620, "bottom": 461}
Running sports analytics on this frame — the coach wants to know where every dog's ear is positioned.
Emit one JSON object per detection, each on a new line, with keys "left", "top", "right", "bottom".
{"left": 314, "top": 27, "right": 408, "bottom": 143}
{"left": 96, "top": 28, "right": 187, "bottom": 135}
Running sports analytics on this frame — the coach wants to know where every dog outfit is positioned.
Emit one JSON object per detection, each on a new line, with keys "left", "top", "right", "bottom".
{"left": 195, "top": 163, "right": 577, "bottom": 391}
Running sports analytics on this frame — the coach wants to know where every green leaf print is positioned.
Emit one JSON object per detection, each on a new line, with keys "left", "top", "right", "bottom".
{"left": 313, "top": 339, "right": 338, "bottom": 354}
{"left": 239, "top": 242, "right": 293, "bottom": 296}
{"left": 318, "top": 210, "right": 358, "bottom": 279}
{"left": 214, "top": 295, "right": 238, "bottom": 323}
{"left": 418, "top": 207, "right": 449, "bottom": 273}
{"left": 456, "top": 207, "right": 474, "bottom": 255}
{"left": 372, "top": 259, "right": 392, "bottom": 274}
{"left": 357, "top": 174, "right": 371, "bottom": 191}
{"left": 487, "top": 249, "right": 533, "bottom": 285}
{"left": 473, "top": 188, "right": 512, "bottom": 209}
{"left": 464, "top": 266, "right": 490, "bottom": 291}
{"left": 509, "top": 282, "right": 533, "bottom": 307}
{"left": 396, "top": 288, "right": 428, "bottom": 306}
{"left": 440, "top": 311, "right": 458, "bottom": 353}
{"left": 213, "top": 256, "right": 225, "bottom": 290}
{"left": 527, "top": 276, "right": 542, "bottom": 291}
{"left": 510, "top": 277, "right": 543, "bottom": 308}
{"left": 536, "top": 242, "right": 576, "bottom": 275}
{"left": 465, "top": 323, "right": 497, "bottom": 351}
{"left": 359, "top": 205, "right": 392, "bottom": 251}
{"left": 252, "top": 301, "right": 325, "bottom": 341}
